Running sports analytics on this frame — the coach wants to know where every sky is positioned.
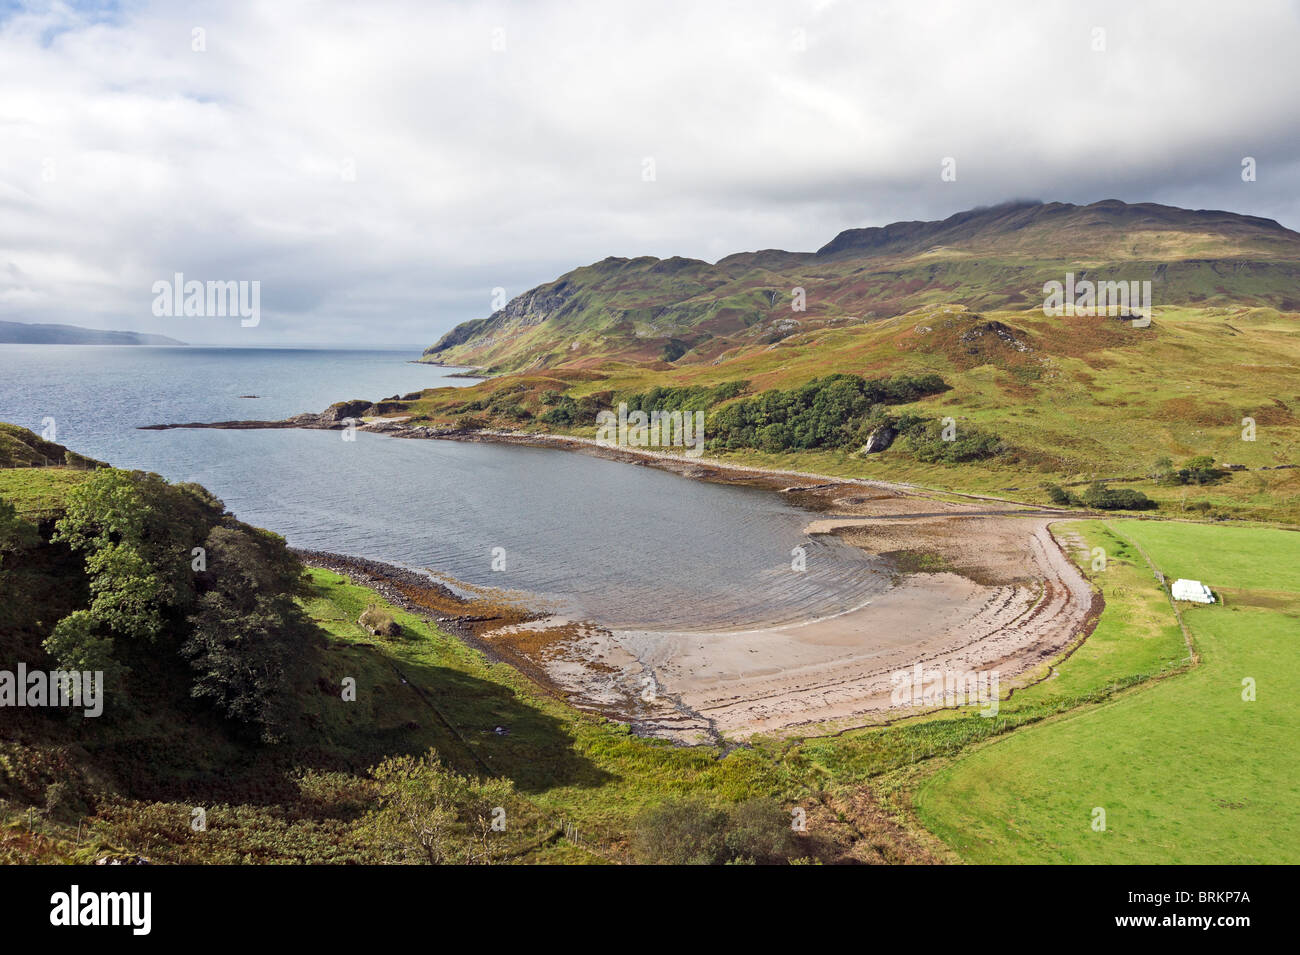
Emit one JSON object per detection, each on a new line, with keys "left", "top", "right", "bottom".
{"left": 2, "top": 0, "right": 1299, "bottom": 345}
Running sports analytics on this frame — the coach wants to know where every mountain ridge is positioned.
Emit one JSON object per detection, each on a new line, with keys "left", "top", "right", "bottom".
{"left": 424, "top": 199, "right": 1300, "bottom": 373}
{"left": 814, "top": 199, "right": 1297, "bottom": 258}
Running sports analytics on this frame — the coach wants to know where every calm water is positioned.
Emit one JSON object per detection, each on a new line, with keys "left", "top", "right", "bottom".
{"left": 0, "top": 345, "right": 885, "bottom": 629}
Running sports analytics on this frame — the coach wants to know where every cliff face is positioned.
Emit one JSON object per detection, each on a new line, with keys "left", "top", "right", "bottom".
{"left": 421, "top": 199, "right": 1300, "bottom": 374}
{"left": 426, "top": 282, "right": 580, "bottom": 358}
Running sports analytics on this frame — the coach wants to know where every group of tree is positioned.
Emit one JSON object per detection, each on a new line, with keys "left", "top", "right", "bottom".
{"left": 1044, "top": 455, "right": 1232, "bottom": 511}
{"left": 1152, "top": 455, "right": 1230, "bottom": 486}
{"left": 491, "top": 373, "right": 1003, "bottom": 466}
{"left": 890, "top": 414, "right": 1007, "bottom": 464}
{"left": 709, "top": 373, "right": 947, "bottom": 453}
{"left": 540, "top": 380, "right": 748, "bottom": 428}
{"left": 538, "top": 389, "right": 614, "bottom": 427}
{"left": 1045, "top": 481, "right": 1158, "bottom": 511}
{"left": 26, "top": 468, "right": 321, "bottom": 741}
{"left": 616, "top": 379, "right": 748, "bottom": 415}
{"left": 455, "top": 384, "right": 540, "bottom": 423}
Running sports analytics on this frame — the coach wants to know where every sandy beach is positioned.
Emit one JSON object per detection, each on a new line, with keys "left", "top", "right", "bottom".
{"left": 300, "top": 432, "right": 1099, "bottom": 743}
{"left": 159, "top": 411, "right": 1102, "bottom": 744}
{"left": 475, "top": 478, "right": 1099, "bottom": 742}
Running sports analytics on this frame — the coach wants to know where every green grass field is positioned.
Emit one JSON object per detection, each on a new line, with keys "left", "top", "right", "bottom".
{"left": 914, "top": 520, "right": 1300, "bottom": 863}
{"left": 0, "top": 468, "right": 92, "bottom": 517}
{"left": 6, "top": 457, "right": 1297, "bottom": 863}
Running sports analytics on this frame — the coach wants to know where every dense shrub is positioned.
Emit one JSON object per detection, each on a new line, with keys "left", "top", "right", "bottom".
{"left": 708, "top": 374, "right": 947, "bottom": 453}
{"left": 1079, "top": 482, "right": 1158, "bottom": 510}
{"left": 1045, "top": 483, "right": 1073, "bottom": 506}
{"left": 619, "top": 380, "right": 748, "bottom": 415}
{"left": 1159, "top": 455, "right": 1228, "bottom": 486}
{"left": 540, "top": 398, "right": 577, "bottom": 426}
{"left": 632, "top": 797, "right": 803, "bottom": 865}
{"left": 540, "top": 391, "right": 612, "bottom": 428}
{"left": 904, "top": 418, "right": 1005, "bottom": 464}
{"left": 1043, "top": 481, "right": 1157, "bottom": 510}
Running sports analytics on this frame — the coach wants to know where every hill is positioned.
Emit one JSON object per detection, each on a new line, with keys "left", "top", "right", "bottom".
{"left": 0, "top": 423, "right": 105, "bottom": 471}
{"left": 422, "top": 199, "right": 1300, "bottom": 374}
{"left": 0, "top": 426, "right": 925, "bottom": 864}
{"left": 0, "top": 320, "right": 185, "bottom": 346}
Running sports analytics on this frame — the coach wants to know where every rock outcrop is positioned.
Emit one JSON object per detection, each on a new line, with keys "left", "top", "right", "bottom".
{"left": 860, "top": 426, "right": 897, "bottom": 454}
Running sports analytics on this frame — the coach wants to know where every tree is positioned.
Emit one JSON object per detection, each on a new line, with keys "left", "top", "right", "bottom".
{"left": 45, "top": 472, "right": 176, "bottom": 675}
{"left": 1158, "top": 455, "right": 1227, "bottom": 487}
{"left": 183, "top": 524, "right": 317, "bottom": 742}
{"left": 1044, "top": 483, "right": 1074, "bottom": 506}
{"left": 632, "top": 798, "right": 728, "bottom": 864}
{"left": 52, "top": 469, "right": 222, "bottom": 641}
{"left": 80, "top": 542, "right": 169, "bottom": 640}
{"left": 364, "top": 750, "right": 516, "bottom": 864}
{"left": 1151, "top": 455, "right": 1174, "bottom": 481}
{"left": 1180, "top": 455, "right": 1225, "bottom": 485}
{"left": 44, "top": 467, "right": 320, "bottom": 741}
{"left": 0, "top": 496, "right": 37, "bottom": 565}
{"left": 43, "top": 609, "right": 125, "bottom": 688}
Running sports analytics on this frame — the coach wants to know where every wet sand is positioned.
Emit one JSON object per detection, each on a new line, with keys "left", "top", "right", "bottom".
{"left": 165, "top": 412, "right": 1100, "bottom": 744}
{"left": 299, "top": 450, "right": 1100, "bottom": 745}
{"left": 476, "top": 482, "right": 1098, "bottom": 742}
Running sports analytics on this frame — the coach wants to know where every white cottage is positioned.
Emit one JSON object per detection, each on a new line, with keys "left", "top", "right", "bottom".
{"left": 1172, "top": 579, "right": 1215, "bottom": 604}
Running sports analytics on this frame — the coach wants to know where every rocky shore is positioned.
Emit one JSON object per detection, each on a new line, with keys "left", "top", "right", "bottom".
{"left": 141, "top": 398, "right": 1062, "bottom": 505}
{"left": 139, "top": 396, "right": 454, "bottom": 436}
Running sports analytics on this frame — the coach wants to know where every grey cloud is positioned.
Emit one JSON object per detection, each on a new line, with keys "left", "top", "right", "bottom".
{"left": 0, "top": 0, "right": 1297, "bottom": 344}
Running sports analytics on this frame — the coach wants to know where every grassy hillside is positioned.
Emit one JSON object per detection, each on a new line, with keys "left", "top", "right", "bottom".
{"left": 374, "top": 301, "right": 1300, "bottom": 521}
{"left": 424, "top": 200, "right": 1300, "bottom": 374}
{"left": 915, "top": 521, "right": 1300, "bottom": 863}
{"left": 0, "top": 435, "right": 907, "bottom": 864}
{"left": 0, "top": 423, "right": 104, "bottom": 471}
{"left": 383, "top": 201, "right": 1300, "bottom": 522}
{"left": 8, "top": 430, "right": 1294, "bottom": 863}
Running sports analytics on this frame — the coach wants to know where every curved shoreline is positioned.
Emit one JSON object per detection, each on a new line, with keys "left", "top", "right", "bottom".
{"left": 139, "top": 410, "right": 1074, "bottom": 509}
{"left": 154, "top": 413, "right": 1101, "bottom": 742}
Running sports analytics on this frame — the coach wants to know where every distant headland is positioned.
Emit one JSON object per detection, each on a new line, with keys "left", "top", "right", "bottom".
{"left": 0, "top": 320, "right": 185, "bottom": 346}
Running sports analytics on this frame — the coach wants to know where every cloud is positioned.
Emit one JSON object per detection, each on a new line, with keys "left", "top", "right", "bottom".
{"left": 1, "top": 0, "right": 1298, "bottom": 344}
